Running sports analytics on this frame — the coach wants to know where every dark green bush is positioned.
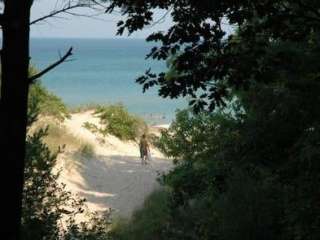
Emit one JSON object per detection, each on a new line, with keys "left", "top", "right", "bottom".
{"left": 110, "top": 188, "right": 171, "bottom": 240}
{"left": 23, "top": 127, "right": 85, "bottom": 239}
{"left": 154, "top": 80, "right": 320, "bottom": 239}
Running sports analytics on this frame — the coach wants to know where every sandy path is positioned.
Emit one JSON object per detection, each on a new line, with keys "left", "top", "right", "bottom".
{"left": 57, "top": 111, "right": 172, "bottom": 218}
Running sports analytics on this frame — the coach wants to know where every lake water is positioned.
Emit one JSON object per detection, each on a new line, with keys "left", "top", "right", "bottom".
{"left": 30, "top": 38, "right": 187, "bottom": 124}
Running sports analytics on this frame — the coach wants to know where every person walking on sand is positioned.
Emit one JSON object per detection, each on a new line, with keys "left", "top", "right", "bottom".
{"left": 139, "top": 134, "right": 150, "bottom": 165}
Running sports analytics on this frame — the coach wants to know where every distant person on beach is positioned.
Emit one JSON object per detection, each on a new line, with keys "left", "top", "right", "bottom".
{"left": 139, "top": 134, "right": 150, "bottom": 165}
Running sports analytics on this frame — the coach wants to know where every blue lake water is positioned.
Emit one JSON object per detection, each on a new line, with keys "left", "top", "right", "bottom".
{"left": 30, "top": 38, "right": 187, "bottom": 124}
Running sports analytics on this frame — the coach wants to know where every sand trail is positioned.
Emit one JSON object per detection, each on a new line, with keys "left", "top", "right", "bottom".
{"left": 56, "top": 111, "right": 172, "bottom": 218}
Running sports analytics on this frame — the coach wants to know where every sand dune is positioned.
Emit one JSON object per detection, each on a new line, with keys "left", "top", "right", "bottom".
{"left": 56, "top": 111, "right": 172, "bottom": 219}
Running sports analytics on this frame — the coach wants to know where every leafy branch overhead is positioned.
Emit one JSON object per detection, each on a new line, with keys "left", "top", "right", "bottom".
{"left": 107, "top": 0, "right": 320, "bottom": 112}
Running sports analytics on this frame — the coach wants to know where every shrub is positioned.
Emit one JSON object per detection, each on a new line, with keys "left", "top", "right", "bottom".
{"left": 25, "top": 80, "right": 110, "bottom": 240}
{"left": 95, "top": 104, "right": 147, "bottom": 141}
{"left": 154, "top": 75, "right": 320, "bottom": 239}
{"left": 23, "top": 127, "right": 110, "bottom": 239}
{"left": 23, "top": 128, "right": 81, "bottom": 239}
{"left": 64, "top": 213, "right": 111, "bottom": 240}
{"left": 83, "top": 121, "right": 100, "bottom": 133}
{"left": 28, "top": 81, "right": 69, "bottom": 121}
{"left": 110, "top": 188, "right": 171, "bottom": 240}
{"left": 68, "top": 103, "right": 102, "bottom": 113}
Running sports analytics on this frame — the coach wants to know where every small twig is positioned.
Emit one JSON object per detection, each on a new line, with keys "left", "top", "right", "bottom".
{"left": 30, "top": 0, "right": 111, "bottom": 26}
{"left": 30, "top": 3, "right": 88, "bottom": 25}
{"left": 148, "top": 7, "right": 173, "bottom": 28}
{"left": 29, "top": 47, "right": 73, "bottom": 83}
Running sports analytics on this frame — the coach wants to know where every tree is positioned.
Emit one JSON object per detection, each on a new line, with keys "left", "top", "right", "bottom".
{"left": 103, "top": 1, "right": 320, "bottom": 239}
{"left": 106, "top": 0, "right": 320, "bottom": 111}
{"left": 150, "top": 40, "right": 320, "bottom": 239}
{"left": 1, "top": 0, "right": 319, "bottom": 238}
{"left": 0, "top": 1, "right": 107, "bottom": 239}
{"left": 0, "top": 2, "right": 33, "bottom": 239}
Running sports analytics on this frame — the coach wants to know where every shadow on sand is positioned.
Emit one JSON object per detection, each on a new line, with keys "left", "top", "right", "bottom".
{"left": 67, "top": 154, "right": 172, "bottom": 217}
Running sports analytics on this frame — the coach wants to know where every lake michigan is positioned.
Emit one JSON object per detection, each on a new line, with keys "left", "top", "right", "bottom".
{"left": 30, "top": 38, "right": 187, "bottom": 124}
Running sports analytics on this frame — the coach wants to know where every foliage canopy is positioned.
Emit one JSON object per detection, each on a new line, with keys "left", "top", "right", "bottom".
{"left": 107, "top": 0, "right": 320, "bottom": 111}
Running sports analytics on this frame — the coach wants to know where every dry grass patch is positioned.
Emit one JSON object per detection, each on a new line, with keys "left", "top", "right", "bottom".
{"left": 30, "top": 118, "right": 82, "bottom": 153}
{"left": 44, "top": 123, "right": 82, "bottom": 152}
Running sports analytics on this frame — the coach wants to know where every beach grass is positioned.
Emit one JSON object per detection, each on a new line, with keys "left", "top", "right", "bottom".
{"left": 93, "top": 104, "right": 148, "bottom": 141}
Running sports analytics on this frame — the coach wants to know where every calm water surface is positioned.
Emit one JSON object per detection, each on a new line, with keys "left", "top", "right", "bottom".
{"left": 30, "top": 38, "right": 186, "bottom": 124}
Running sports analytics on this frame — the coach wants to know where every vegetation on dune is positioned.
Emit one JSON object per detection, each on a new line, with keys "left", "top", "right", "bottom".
{"left": 41, "top": 123, "right": 78, "bottom": 152}
{"left": 28, "top": 79, "right": 97, "bottom": 158}
{"left": 94, "top": 104, "right": 147, "bottom": 141}
{"left": 28, "top": 81, "right": 69, "bottom": 121}
{"left": 68, "top": 103, "right": 104, "bottom": 114}
{"left": 83, "top": 121, "right": 100, "bottom": 134}
{"left": 24, "top": 85, "right": 110, "bottom": 239}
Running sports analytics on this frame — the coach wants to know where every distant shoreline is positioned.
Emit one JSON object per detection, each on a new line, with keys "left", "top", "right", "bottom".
{"left": 67, "top": 103, "right": 174, "bottom": 126}
{"left": 29, "top": 37, "right": 147, "bottom": 40}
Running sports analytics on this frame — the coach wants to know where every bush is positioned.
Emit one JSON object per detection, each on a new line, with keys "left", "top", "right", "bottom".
{"left": 83, "top": 121, "right": 100, "bottom": 133}
{"left": 110, "top": 188, "right": 171, "bottom": 240}
{"left": 23, "top": 128, "right": 83, "bottom": 239}
{"left": 28, "top": 81, "right": 69, "bottom": 121}
{"left": 64, "top": 213, "right": 111, "bottom": 240}
{"left": 24, "top": 77, "right": 110, "bottom": 239}
{"left": 213, "top": 171, "right": 282, "bottom": 240}
{"left": 23, "top": 126, "right": 111, "bottom": 239}
{"left": 95, "top": 104, "right": 147, "bottom": 141}
{"left": 153, "top": 77, "right": 320, "bottom": 239}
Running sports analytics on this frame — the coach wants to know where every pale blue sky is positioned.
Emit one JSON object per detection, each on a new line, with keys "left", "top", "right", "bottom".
{"left": 30, "top": 0, "right": 173, "bottom": 38}
{"left": 31, "top": 0, "right": 234, "bottom": 39}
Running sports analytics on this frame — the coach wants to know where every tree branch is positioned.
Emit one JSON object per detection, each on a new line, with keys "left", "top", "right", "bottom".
{"left": 148, "top": 7, "right": 173, "bottom": 28}
{"left": 28, "top": 47, "right": 73, "bottom": 83}
{"left": 30, "top": 0, "right": 110, "bottom": 25}
{"left": 30, "top": 4, "right": 88, "bottom": 25}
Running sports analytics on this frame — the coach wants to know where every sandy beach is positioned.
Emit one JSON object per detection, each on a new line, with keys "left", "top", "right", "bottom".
{"left": 55, "top": 111, "right": 172, "bottom": 219}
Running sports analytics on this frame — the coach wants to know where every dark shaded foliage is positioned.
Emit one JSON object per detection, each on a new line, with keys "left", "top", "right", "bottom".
{"left": 152, "top": 42, "right": 320, "bottom": 239}
{"left": 109, "top": 16, "right": 320, "bottom": 238}
{"left": 107, "top": 0, "right": 320, "bottom": 111}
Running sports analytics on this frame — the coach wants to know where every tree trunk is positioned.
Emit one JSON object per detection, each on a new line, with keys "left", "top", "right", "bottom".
{"left": 0, "top": 1, "right": 31, "bottom": 239}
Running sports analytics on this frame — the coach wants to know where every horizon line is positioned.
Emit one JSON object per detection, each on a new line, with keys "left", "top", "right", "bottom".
{"left": 29, "top": 36, "right": 148, "bottom": 40}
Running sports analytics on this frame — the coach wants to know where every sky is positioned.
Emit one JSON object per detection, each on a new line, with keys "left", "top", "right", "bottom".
{"left": 30, "top": 0, "right": 173, "bottom": 39}
{"left": 31, "top": 0, "right": 234, "bottom": 39}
